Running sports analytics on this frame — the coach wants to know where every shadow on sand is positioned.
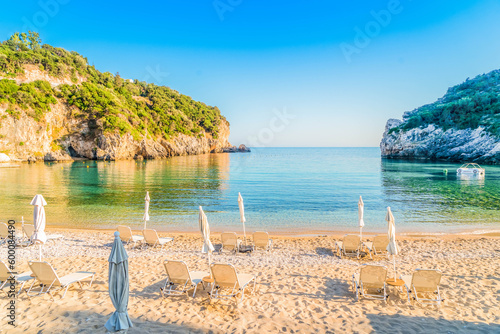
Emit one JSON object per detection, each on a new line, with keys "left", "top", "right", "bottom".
{"left": 14, "top": 308, "right": 208, "bottom": 334}
{"left": 315, "top": 247, "right": 335, "bottom": 256}
{"left": 366, "top": 313, "right": 499, "bottom": 334}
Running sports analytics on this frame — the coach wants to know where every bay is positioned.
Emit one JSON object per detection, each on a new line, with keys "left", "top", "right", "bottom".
{"left": 1, "top": 147, "right": 499, "bottom": 234}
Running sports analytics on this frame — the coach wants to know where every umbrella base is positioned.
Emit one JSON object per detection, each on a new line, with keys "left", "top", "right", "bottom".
{"left": 238, "top": 245, "right": 253, "bottom": 253}
{"left": 356, "top": 251, "right": 370, "bottom": 259}
{"left": 386, "top": 278, "right": 404, "bottom": 286}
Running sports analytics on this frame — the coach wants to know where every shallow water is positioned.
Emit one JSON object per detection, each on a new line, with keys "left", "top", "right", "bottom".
{"left": 1, "top": 147, "right": 499, "bottom": 233}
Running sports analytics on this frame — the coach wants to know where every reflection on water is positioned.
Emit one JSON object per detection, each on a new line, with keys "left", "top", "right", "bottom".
{"left": 0, "top": 148, "right": 499, "bottom": 233}
{"left": 380, "top": 159, "right": 500, "bottom": 228}
{"left": 457, "top": 173, "right": 485, "bottom": 186}
{"left": 0, "top": 154, "right": 230, "bottom": 230}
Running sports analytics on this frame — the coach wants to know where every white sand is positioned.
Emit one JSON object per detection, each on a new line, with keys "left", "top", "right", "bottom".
{"left": 0, "top": 229, "right": 499, "bottom": 333}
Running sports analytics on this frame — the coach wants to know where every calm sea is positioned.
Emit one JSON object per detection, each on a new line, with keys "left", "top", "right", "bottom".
{"left": 2, "top": 147, "right": 499, "bottom": 234}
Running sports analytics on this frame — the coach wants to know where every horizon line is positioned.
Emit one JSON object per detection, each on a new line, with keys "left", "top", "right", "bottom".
{"left": 243, "top": 146, "right": 380, "bottom": 148}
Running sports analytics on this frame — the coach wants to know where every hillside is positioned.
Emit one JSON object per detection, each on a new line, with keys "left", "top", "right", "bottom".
{"left": 0, "top": 32, "right": 234, "bottom": 161}
{"left": 380, "top": 69, "right": 500, "bottom": 164}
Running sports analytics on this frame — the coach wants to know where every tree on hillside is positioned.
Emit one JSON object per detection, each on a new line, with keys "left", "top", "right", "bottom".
{"left": 7, "top": 33, "right": 29, "bottom": 51}
{"left": 7, "top": 31, "right": 41, "bottom": 50}
{"left": 27, "top": 31, "right": 41, "bottom": 50}
{"left": 0, "top": 33, "right": 226, "bottom": 140}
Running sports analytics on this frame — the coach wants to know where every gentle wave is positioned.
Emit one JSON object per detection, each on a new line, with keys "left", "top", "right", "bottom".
{"left": 1, "top": 147, "right": 499, "bottom": 233}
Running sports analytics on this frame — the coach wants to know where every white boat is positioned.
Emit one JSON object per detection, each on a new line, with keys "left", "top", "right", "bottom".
{"left": 456, "top": 163, "right": 485, "bottom": 175}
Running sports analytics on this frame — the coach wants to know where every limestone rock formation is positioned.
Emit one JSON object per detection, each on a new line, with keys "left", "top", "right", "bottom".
{"left": 380, "top": 119, "right": 500, "bottom": 163}
{"left": 222, "top": 146, "right": 238, "bottom": 153}
{"left": 238, "top": 144, "right": 251, "bottom": 152}
{"left": 0, "top": 71, "right": 234, "bottom": 161}
{"left": 380, "top": 69, "right": 500, "bottom": 164}
{"left": 0, "top": 38, "right": 235, "bottom": 162}
{"left": 0, "top": 101, "right": 233, "bottom": 161}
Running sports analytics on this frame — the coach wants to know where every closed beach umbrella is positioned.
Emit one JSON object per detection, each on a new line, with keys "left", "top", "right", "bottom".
{"left": 358, "top": 196, "right": 365, "bottom": 241}
{"left": 105, "top": 231, "right": 133, "bottom": 332}
{"left": 385, "top": 207, "right": 399, "bottom": 280}
{"left": 238, "top": 192, "right": 247, "bottom": 245}
{"left": 30, "top": 194, "right": 47, "bottom": 260}
{"left": 143, "top": 191, "right": 150, "bottom": 229}
{"left": 199, "top": 206, "right": 214, "bottom": 267}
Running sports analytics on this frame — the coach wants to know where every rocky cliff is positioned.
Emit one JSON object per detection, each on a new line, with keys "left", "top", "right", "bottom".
{"left": 380, "top": 119, "right": 500, "bottom": 163}
{"left": 0, "top": 34, "right": 238, "bottom": 162}
{"left": 380, "top": 70, "right": 500, "bottom": 164}
{"left": 0, "top": 99, "right": 232, "bottom": 162}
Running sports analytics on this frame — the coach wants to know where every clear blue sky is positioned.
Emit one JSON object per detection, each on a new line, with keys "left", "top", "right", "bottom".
{"left": 1, "top": 0, "right": 500, "bottom": 147}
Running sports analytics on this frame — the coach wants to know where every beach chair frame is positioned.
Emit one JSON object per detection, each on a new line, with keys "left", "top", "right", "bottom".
{"left": 0, "top": 260, "right": 34, "bottom": 296}
{"left": 22, "top": 224, "right": 35, "bottom": 242}
{"left": 209, "top": 263, "right": 256, "bottom": 302}
{"left": 352, "top": 265, "right": 388, "bottom": 301}
{"left": 220, "top": 232, "right": 241, "bottom": 253}
{"left": 403, "top": 269, "right": 443, "bottom": 306}
{"left": 372, "top": 235, "right": 389, "bottom": 255}
{"left": 252, "top": 231, "right": 273, "bottom": 251}
{"left": 142, "top": 229, "right": 174, "bottom": 249}
{"left": 117, "top": 225, "right": 144, "bottom": 247}
{"left": 336, "top": 234, "right": 361, "bottom": 259}
{"left": 160, "top": 260, "right": 207, "bottom": 298}
{"left": 27, "top": 261, "right": 95, "bottom": 301}
{"left": 364, "top": 235, "right": 390, "bottom": 258}
{"left": 21, "top": 224, "right": 63, "bottom": 245}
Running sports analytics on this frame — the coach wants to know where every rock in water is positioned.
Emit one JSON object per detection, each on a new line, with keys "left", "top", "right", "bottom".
{"left": 238, "top": 144, "right": 251, "bottom": 152}
{"left": 44, "top": 150, "right": 73, "bottom": 162}
{"left": 222, "top": 146, "right": 238, "bottom": 153}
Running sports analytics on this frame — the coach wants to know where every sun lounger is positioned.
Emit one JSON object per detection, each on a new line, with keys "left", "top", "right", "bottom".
{"left": 0, "top": 260, "right": 34, "bottom": 295}
{"left": 209, "top": 263, "right": 256, "bottom": 302}
{"left": 160, "top": 260, "right": 209, "bottom": 298}
{"left": 352, "top": 265, "right": 388, "bottom": 301}
{"left": 402, "top": 269, "right": 443, "bottom": 306}
{"left": 27, "top": 261, "right": 95, "bottom": 300}
{"left": 335, "top": 234, "right": 361, "bottom": 258}
{"left": 142, "top": 229, "right": 174, "bottom": 249}
{"left": 22, "top": 224, "right": 34, "bottom": 241}
{"left": 220, "top": 232, "right": 241, "bottom": 253}
{"left": 252, "top": 231, "right": 273, "bottom": 251}
{"left": 22, "top": 224, "right": 63, "bottom": 243}
{"left": 364, "top": 235, "right": 390, "bottom": 257}
{"left": 117, "top": 225, "right": 144, "bottom": 247}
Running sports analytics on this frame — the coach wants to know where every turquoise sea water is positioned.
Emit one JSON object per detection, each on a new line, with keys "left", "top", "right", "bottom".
{"left": 1, "top": 147, "right": 499, "bottom": 234}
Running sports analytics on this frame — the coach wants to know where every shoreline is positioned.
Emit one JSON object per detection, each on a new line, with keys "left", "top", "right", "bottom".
{"left": 37, "top": 225, "right": 500, "bottom": 238}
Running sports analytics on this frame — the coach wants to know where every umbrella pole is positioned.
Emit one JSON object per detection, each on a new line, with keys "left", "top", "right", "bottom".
{"left": 393, "top": 255, "right": 397, "bottom": 280}
{"left": 243, "top": 223, "right": 247, "bottom": 246}
{"left": 39, "top": 244, "right": 42, "bottom": 261}
{"left": 208, "top": 251, "right": 212, "bottom": 278}
{"left": 143, "top": 219, "right": 146, "bottom": 230}
{"left": 360, "top": 227, "right": 362, "bottom": 242}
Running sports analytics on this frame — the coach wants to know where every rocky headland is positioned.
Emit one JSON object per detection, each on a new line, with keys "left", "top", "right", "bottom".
{"left": 0, "top": 33, "right": 249, "bottom": 162}
{"left": 381, "top": 70, "right": 500, "bottom": 164}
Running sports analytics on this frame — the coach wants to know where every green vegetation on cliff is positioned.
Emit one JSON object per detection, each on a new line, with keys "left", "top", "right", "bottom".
{"left": 391, "top": 69, "right": 500, "bottom": 136}
{"left": 0, "top": 32, "right": 225, "bottom": 140}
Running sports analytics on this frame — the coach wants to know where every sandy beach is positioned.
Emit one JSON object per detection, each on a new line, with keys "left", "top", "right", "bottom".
{"left": 1, "top": 228, "right": 499, "bottom": 333}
